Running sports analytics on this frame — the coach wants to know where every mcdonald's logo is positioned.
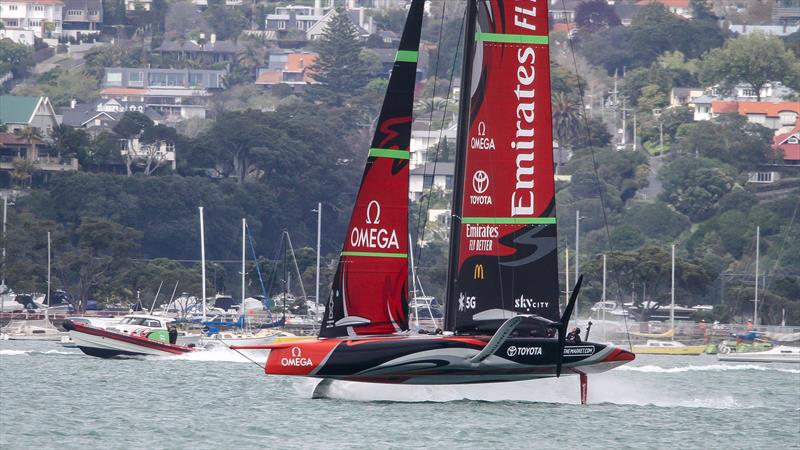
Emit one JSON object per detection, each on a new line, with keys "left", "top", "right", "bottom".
{"left": 473, "top": 264, "right": 485, "bottom": 280}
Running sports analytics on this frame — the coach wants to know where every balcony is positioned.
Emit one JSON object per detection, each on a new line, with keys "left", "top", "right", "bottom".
{"left": 0, "top": 155, "right": 79, "bottom": 172}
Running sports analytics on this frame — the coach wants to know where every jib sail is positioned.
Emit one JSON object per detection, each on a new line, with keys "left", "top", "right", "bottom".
{"left": 445, "top": 0, "right": 560, "bottom": 334}
{"left": 319, "top": 0, "right": 425, "bottom": 338}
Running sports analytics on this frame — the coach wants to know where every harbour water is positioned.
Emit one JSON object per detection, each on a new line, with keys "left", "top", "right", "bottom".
{"left": 1, "top": 340, "right": 798, "bottom": 449}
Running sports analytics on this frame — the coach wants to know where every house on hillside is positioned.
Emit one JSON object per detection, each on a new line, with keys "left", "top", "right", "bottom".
{"left": 0, "top": 0, "right": 64, "bottom": 44}
{"left": 100, "top": 68, "right": 226, "bottom": 121}
{"left": 62, "top": 0, "right": 102, "bottom": 38}
{"left": 669, "top": 87, "right": 704, "bottom": 109}
{"left": 0, "top": 96, "right": 59, "bottom": 136}
{"left": 154, "top": 37, "right": 241, "bottom": 64}
{"left": 255, "top": 52, "right": 318, "bottom": 91}
{"left": 773, "top": 120, "right": 800, "bottom": 166}
{"left": 693, "top": 100, "right": 799, "bottom": 130}
{"left": 409, "top": 162, "right": 453, "bottom": 202}
{"left": 773, "top": 0, "right": 800, "bottom": 25}
{"left": 0, "top": 132, "right": 78, "bottom": 187}
{"left": 59, "top": 99, "right": 165, "bottom": 136}
{"left": 306, "top": 8, "right": 371, "bottom": 40}
{"left": 727, "top": 24, "right": 800, "bottom": 36}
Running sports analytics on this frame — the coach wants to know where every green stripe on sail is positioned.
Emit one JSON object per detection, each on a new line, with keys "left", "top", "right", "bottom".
{"left": 395, "top": 50, "right": 419, "bottom": 62}
{"left": 475, "top": 32, "right": 549, "bottom": 45}
{"left": 341, "top": 251, "right": 408, "bottom": 258}
{"left": 368, "top": 148, "right": 410, "bottom": 159}
{"left": 462, "top": 217, "right": 557, "bottom": 225}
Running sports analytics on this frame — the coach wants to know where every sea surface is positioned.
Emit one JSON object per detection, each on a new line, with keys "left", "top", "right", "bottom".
{"left": 1, "top": 340, "right": 799, "bottom": 449}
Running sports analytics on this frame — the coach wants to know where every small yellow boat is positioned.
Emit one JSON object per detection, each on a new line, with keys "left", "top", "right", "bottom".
{"left": 632, "top": 340, "right": 706, "bottom": 355}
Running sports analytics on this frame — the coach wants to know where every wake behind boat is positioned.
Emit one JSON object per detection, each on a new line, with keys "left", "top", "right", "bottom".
{"left": 234, "top": 0, "right": 634, "bottom": 403}
{"left": 63, "top": 314, "right": 197, "bottom": 358}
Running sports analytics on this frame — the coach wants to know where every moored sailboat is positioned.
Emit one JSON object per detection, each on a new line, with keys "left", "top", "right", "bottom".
{"left": 233, "top": 0, "right": 634, "bottom": 402}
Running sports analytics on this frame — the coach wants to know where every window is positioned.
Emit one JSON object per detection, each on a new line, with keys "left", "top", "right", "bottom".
{"left": 9, "top": 5, "right": 18, "bottom": 10}
{"left": 67, "top": 9, "right": 82, "bottom": 16}
{"left": 788, "top": 136, "right": 799, "bottom": 144}
{"left": 129, "top": 71, "right": 144, "bottom": 87}
{"left": 4, "top": 19, "right": 19, "bottom": 27}
{"left": 29, "top": 19, "right": 41, "bottom": 27}
{"left": 423, "top": 175, "right": 433, "bottom": 189}
{"left": 88, "top": 9, "right": 99, "bottom": 16}
{"left": 33, "top": 5, "right": 45, "bottom": 11}
{"left": 188, "top": 72, "right": 203, "bottom": 87}
{"left": 106, "top": 72, "right": 122, "bottom": 86}
{"left": 149, "top": 72, "right": 183, "bottom": 87}
{"left": 742, "top": 88, "right": 757, "bottom": 97}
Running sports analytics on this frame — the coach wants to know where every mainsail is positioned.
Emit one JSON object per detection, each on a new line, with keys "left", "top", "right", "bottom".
{"left": 319, "top": 0, "right": 425, "bottom": 338}
{"left": 445, "top": 0, "right": 560, "bottom": 334}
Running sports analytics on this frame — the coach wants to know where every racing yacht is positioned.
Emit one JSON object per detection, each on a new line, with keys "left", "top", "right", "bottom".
{"left": 233, "top": 0, "right": 634, "bottom": 403}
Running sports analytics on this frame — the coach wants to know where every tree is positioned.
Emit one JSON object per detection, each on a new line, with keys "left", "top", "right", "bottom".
{"left": 624, "top": 202, "right": 690, "bottom": 240}
{"left": 58, "top": 217, "right": 142, "bottom": 311}
{"left": 0, "top": 40, "right": 33, "bottom": 78}
{"left": 676, "top": 114, "right": 776, "bottom": 170}
{"left": 551, "top": 92, "right": 581, "bottom": 172}
{"left": 308, "top": 9, "right": 371, "bottom": 106}
{"left": 690, "top": 0, "right": 717, "bottom": 21}
{"left": 204, "top": 0, "right": 248, "bottom": 41}
{"left": 575, "top": 0, "right": 621, "bottom": 32}
{"left": 49, "top": 124, "right": 90, "bottom": 161}
{"left": 12, "top": 68, "right": 99, "bottom": 107}
{"left": 700, "top": 33, "right": 800, "bottom": 101}
{"left": 165, "top": 0, "right": 207, "bottom": 39}
{"left": 659, "top": 157, "right": 740, "bottom": 221}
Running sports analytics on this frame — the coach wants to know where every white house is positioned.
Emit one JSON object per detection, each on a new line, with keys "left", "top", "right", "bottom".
{"left": 0, "top": 0, "right": 64, "bottom": 44}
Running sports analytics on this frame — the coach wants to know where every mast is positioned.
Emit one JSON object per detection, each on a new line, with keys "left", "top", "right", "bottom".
{"left": 670, "top": 243, "right": 675, "bottom": 340}
{"left": 315, "top": 202, "right": 321, "bottom": 326}
{"left": 409, "top": 232, "right": 419, "bottom": 327}
{"left": 565, "top": 247, "right": 570, "bottom": 308}
{"left": 47, "top": 231, "right": 51, "bottom": 306}
{"left": 754, "top": 225, "right": 760, "bottom": 327}
{"left": 444, "top": 0, "right": 477, "bottom": 332}
{"left": 199, "top": 206, "right": 207, "bottom": 321}
{"left": 602, "top": 253, "right": 606, "bottom": 342}
{"left": 575, "top": 209, "right": 581, "bottom": 319}
{"left": 282, "top": 231, "right": 287, "bottom": 323}
{"left": 241, "top": 218, "right": 246, "bottom": 330}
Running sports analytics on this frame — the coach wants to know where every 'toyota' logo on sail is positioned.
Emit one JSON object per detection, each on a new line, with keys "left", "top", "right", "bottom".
{"left": 281, "top": 346, "right": 313, "bottom": 367}
{"left": 350, "top": 200, "right": 400, "bottom": 250}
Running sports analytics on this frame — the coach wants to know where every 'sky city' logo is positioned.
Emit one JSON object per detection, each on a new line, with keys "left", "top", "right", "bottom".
{"left": 473, "top": 263, "right": 485, "bottom": 280}
{"left": 472, "top": 170, "right": 489, "bottom": 194}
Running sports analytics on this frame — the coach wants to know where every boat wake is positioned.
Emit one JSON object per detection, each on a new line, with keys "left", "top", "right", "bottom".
{"left": 0, "top": 349, "right": 79, "bottom": 356}
{"left": 160, "top": 346, "right": 253, "bottom": 363}
{"left": 294, "top": 374, "right": 755, "bottom": 409}
{"left": 618, "top": 364, "right": 800, "bottom": 374}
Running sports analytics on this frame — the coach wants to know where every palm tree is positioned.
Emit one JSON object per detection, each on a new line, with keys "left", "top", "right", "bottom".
{"left": 11, "top": 158, "right": 37, "bottom": 188}
{"left": 551, "top": 92, "right": 581, "bottom": 174}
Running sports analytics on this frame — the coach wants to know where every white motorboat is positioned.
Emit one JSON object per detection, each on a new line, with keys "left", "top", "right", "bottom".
{"left": 0, "top": 318, "right": 63, "bottom": 341}
{"left": 64, "top": 314, "right": 198, "bottom": 358}
{"left": 718, "top": 345, "right": 800, "bottom": 363}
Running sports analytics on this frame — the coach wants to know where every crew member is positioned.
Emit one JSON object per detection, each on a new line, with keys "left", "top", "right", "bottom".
{"left": 168, "top": 324, "right": 178, "bottom": 345}
{"left": 566, "top": 327, "right": 582, "bottom": 344}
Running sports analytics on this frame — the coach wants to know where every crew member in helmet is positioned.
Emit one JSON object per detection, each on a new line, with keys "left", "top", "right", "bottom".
{"left": 566, "top": 327, "right": 582, "bottom": 344}
{"left": 168, "top": 324, "right": 178, "bottom": 345}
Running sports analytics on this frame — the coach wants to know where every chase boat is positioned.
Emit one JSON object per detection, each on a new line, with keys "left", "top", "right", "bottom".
{"left": 63, "top": 314, "right": 197, "bottom": 358}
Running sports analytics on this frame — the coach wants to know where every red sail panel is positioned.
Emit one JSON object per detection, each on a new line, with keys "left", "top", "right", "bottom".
{"left": 448, "top": 0, "right": 560, "bottom": 333}
{"left": 319, "top": 0, "right": 424, "bottom": 338}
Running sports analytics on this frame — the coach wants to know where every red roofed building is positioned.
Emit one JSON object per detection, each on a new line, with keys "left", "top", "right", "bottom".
{"left": 698, "top": 101, "right": 800, "bottom": 130}
{"left": 255, "top": 52, "right": 318, "bottom": 91}
{"left": 773, "top": 120, "right": 800, "bottom": 165}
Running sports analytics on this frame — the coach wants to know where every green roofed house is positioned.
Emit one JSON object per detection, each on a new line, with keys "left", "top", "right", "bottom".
{"left": 0, "top": 96, "right": 59, "bottom": 137}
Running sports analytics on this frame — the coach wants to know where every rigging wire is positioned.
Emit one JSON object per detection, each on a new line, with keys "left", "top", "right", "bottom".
{"left": 560, "top": 0, "right": 633, "bottom": 349}
{"left": 413, "top": 1, "right": 466, "bottom": 278}
{"left": 757, "top": 195, "right": 800, "bottom": 320}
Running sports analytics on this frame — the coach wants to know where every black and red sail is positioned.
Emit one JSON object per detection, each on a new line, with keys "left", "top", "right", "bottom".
{"left": 445, "top": 0, "right": 560, "bottom": 334}
{"left": 319, "top": 0, "right": 425, "bottom": 338}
